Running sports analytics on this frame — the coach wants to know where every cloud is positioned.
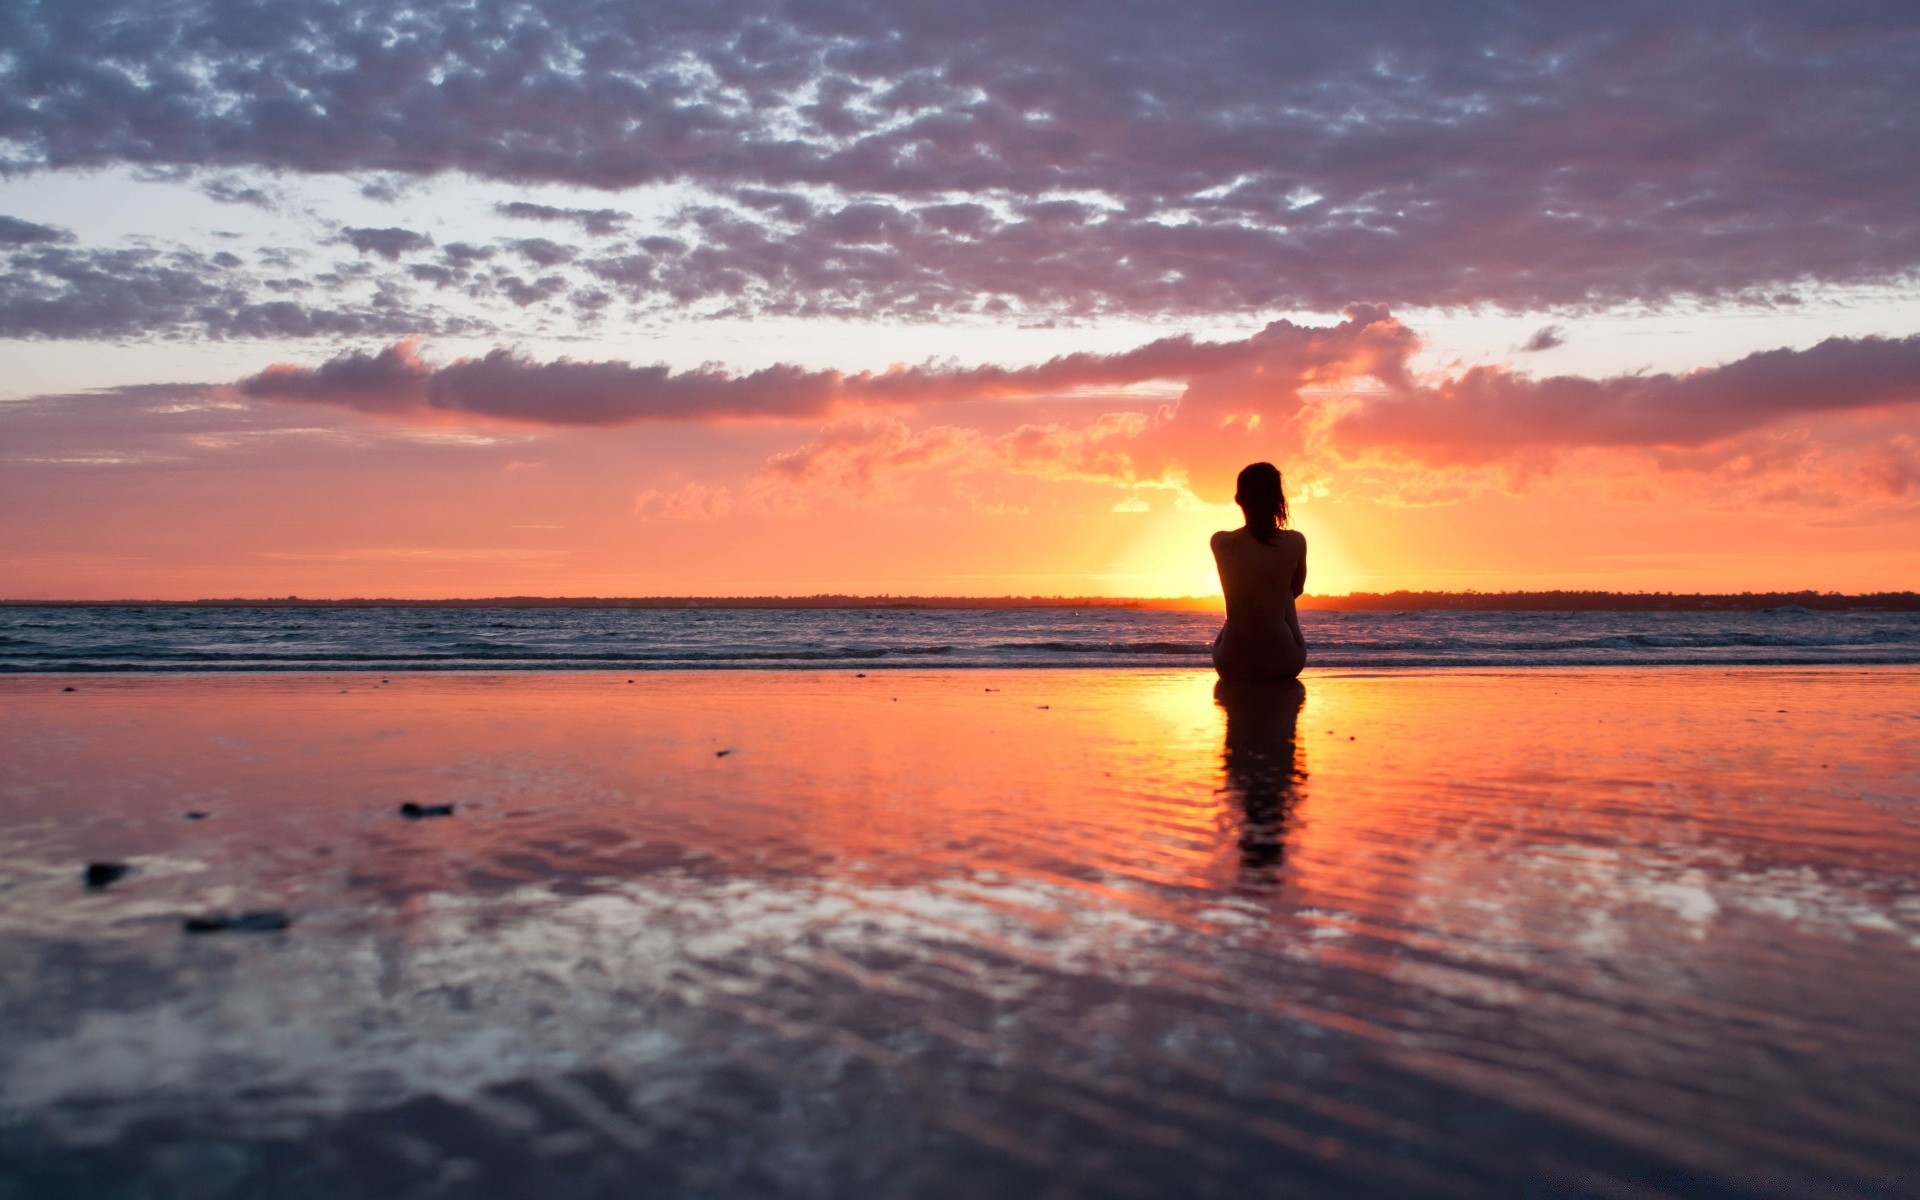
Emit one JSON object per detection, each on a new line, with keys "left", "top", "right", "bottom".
{"left": 633, "top": 481, "right": 737, "bottom": 520}
{"left": 235, "top": 339, "right": 844, "bottom": 424}
{"left": 0, "top": 237, "right": 479, "bottom": 340}
{"left": 505, "top": 238, "right": 577, "bottom": 268}
{"left": 199, "top": 175, "right": 278, "bottom": 208}
{"left": 341, "top": 227, "right": 433, "bottom": 261}
{"left": 1331, "top": 333, "right": 1920, "bottom": 464}
{"left": 495, "top": 202, "right": 629, "bottom": 236}
{"left": 760, "top": 418, "right": 981, "bottom": 494}
{"left": 11, "top": 312, "right": 1920, "bottom": 534}
{"left": 0, "top": 214, "right": 72, "bottom": 245}
{"left": 2, "top": 2, "right": 1917, "bottom": 314}
{"left": 230, "top": 314, "right": 1920, "bottom": 507}
{"left": 1518, "top": 325, "right": 1565, "bottom": 353}
{"left": 232, "top": 306, "right": 1415, "bottom": 428}
{"left": 1862, "top": 436, "right": 1920, "bottom": 497}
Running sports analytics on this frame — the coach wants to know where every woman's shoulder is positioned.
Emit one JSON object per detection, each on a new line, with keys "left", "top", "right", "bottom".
{"left": 1213, "top": 527, "right": 1305, "bottom": 550}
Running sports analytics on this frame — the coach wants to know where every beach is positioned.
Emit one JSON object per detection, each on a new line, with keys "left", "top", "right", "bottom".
{"left": 3, "top": 667, "right": 1917, "bottom": 1197}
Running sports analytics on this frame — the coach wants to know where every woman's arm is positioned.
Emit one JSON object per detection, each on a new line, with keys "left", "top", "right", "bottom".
{"left": 1287, "top": 538, "right": 1308, "bottom": 650}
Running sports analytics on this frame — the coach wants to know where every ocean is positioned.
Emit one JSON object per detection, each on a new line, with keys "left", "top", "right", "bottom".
{"left": 3, "top": 604, "right": 1918, "bottom": 671}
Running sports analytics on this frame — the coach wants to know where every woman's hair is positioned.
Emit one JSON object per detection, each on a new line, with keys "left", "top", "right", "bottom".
{"left": 1234, "top": 462, "right": 1288, "bottom": 545}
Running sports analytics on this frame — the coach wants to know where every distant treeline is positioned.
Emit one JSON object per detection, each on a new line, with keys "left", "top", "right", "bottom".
{"left": 1297, "top": 591, "right": 1920, "bottom": 612}
{"left": 4, "top": 591, "right": 1917, "bottom": 611}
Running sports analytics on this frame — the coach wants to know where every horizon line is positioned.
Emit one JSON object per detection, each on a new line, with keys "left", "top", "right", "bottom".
{"left": 4, "top": 589, "right": 1917, "bottom": 612}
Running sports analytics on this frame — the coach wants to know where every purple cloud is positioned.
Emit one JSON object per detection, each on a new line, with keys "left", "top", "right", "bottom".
{"left": 495, "top": 202, "right": 629, "bottom": 236}
{"left": 0, "top": 236, "right": 481, "bottom": 340}
{"left": 2, "top": 2, "right": 1917, "bottom": 314}
{"left": 1519, "top": 325, "right": 1565, "bottom": 353}
{"left": 341, "top": 227, "right": 433, "bottom": 261}
{"left": 0, "top": 214, "right": 72, "bottom": 245}
{"left": 230, "top": 313, "right": 1920, "bottom": 472}
{"left": 1332, "top": 334, "right": 1920, "bottom": 463}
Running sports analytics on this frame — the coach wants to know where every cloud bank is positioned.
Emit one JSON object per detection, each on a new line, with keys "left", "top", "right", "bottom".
{"left": 5, "top": 1, "right": 1920, "bottom": 315}
{"left": 230, "top": 312, "right": 1920, "bottom": 510}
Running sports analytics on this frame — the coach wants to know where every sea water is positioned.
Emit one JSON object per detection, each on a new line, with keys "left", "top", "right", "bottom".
{"left": 3, "top": 604, "right": 1918, "bottom": 671}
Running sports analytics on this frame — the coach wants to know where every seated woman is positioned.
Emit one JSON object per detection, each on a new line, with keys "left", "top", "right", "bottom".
{"left": 1210, "top": 462, "right": 1307, "bottom": 680}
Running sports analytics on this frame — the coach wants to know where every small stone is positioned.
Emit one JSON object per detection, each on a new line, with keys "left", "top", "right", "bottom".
{"left": 715, "top": 749, "right": 734, "bottom": 758}
{"left": 62, "top": 686, "right": 76, "bottom": 692}
{"left": 1036, "top": 705, "right": 1050, "bottom": 710}
{"left": 855, "top": 672, "right": 866, "bottom": 678}
{"left": 183, "top": 811, "right": 209, "bottom": 820}
{"left": 399, "top": 802, "right": 455, "bottom": 819}
{"left": 84, "top": 862, "right": 129, "bottom": 889}
{"left": 184, "top": 910, "right": 290, "bottom": 934}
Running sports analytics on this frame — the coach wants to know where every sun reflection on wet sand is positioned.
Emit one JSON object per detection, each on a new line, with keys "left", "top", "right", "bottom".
{"left": 1, "top": 669, "right": 1916, "bottom": 1197}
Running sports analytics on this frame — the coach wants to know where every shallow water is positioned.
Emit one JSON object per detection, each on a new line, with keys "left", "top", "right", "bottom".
{"left": 1, "top": 668, "right": 1917, "bottom": 1197}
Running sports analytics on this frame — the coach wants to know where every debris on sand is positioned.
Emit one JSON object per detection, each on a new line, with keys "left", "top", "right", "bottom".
{"left": 399, "top": 802, "right": 455, "bottom": 819}
{"left": 183, "top": 811, "right": 209, "bottom": 820}
{"left": 84, "top": 862, "right": 129, "bottom": 889}
{"left": 62, "top": 686, "right": 76, "bottom": 692}
{"left": 184, "top": 911, "right": 290, "bottom": 934}
{"left": 715, "top": 749, "right": 734, "bottom": 758}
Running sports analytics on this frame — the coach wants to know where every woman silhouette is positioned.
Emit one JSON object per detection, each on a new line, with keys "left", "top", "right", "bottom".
{"left": 1210, "top": 462, "right": 1307, "bottom": 680}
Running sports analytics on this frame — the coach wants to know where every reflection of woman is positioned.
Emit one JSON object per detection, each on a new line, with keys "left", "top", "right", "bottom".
{"left": 1210, "top": 462, "right": 1308, "bottom": 680}
{"left": 1215, "top": 678, "right": 1307, "bottom": 876}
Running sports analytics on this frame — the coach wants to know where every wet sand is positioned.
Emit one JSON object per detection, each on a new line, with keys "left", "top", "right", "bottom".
{"left": 2, "top": 668, "right": 1917, "bottom": 1197}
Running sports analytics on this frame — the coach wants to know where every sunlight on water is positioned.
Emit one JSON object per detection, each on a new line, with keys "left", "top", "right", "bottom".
{"left": 1, "top": 669, "right": 1916, "bottom": 1197}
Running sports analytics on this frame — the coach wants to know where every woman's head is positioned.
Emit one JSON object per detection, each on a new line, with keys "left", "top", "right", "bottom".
{"left": 1234, "top": 462, "right": 1287, "bottom": 544}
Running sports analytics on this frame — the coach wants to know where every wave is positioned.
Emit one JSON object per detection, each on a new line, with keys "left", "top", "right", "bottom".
{"left": 4, "top": 607, "right": 1918, "bottom": 672}
{"left": 990, "top": 640, "right": 1206, "bottom": 655}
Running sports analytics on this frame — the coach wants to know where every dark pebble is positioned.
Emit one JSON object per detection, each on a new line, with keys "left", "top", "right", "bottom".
{"left": 855, "top": 673, "right": 866, "bottom": 678}
{"left": 715, "top": 749, "right": 734, "bottom": 758}
{"left": 399, "top": 802, "right": 455, "bottom": 819}
{"left": 84, "top": 862, "right": 129, "bottom": 889}
{"left": 184, "top": 910, "right": 290, "bottom": 934}
{"left": 183, "top": 811, "right": 209, "bottom": 820}
{"left": 62, "top": 686, "right": 76, "bottom": 692}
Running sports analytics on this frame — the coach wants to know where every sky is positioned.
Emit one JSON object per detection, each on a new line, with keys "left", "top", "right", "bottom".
{"left": 2, "top": 0, "right": 1918, "bottom": 600}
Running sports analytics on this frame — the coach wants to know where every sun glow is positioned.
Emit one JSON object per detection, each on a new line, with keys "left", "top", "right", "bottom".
{"left": 1104, "top": 499, "right": 1364, "bottom": 600}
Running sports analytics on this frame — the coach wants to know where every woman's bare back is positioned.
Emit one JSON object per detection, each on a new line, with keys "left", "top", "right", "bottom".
{"left": 1211, "top": 527, "right": 1308, "bottom": 680}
